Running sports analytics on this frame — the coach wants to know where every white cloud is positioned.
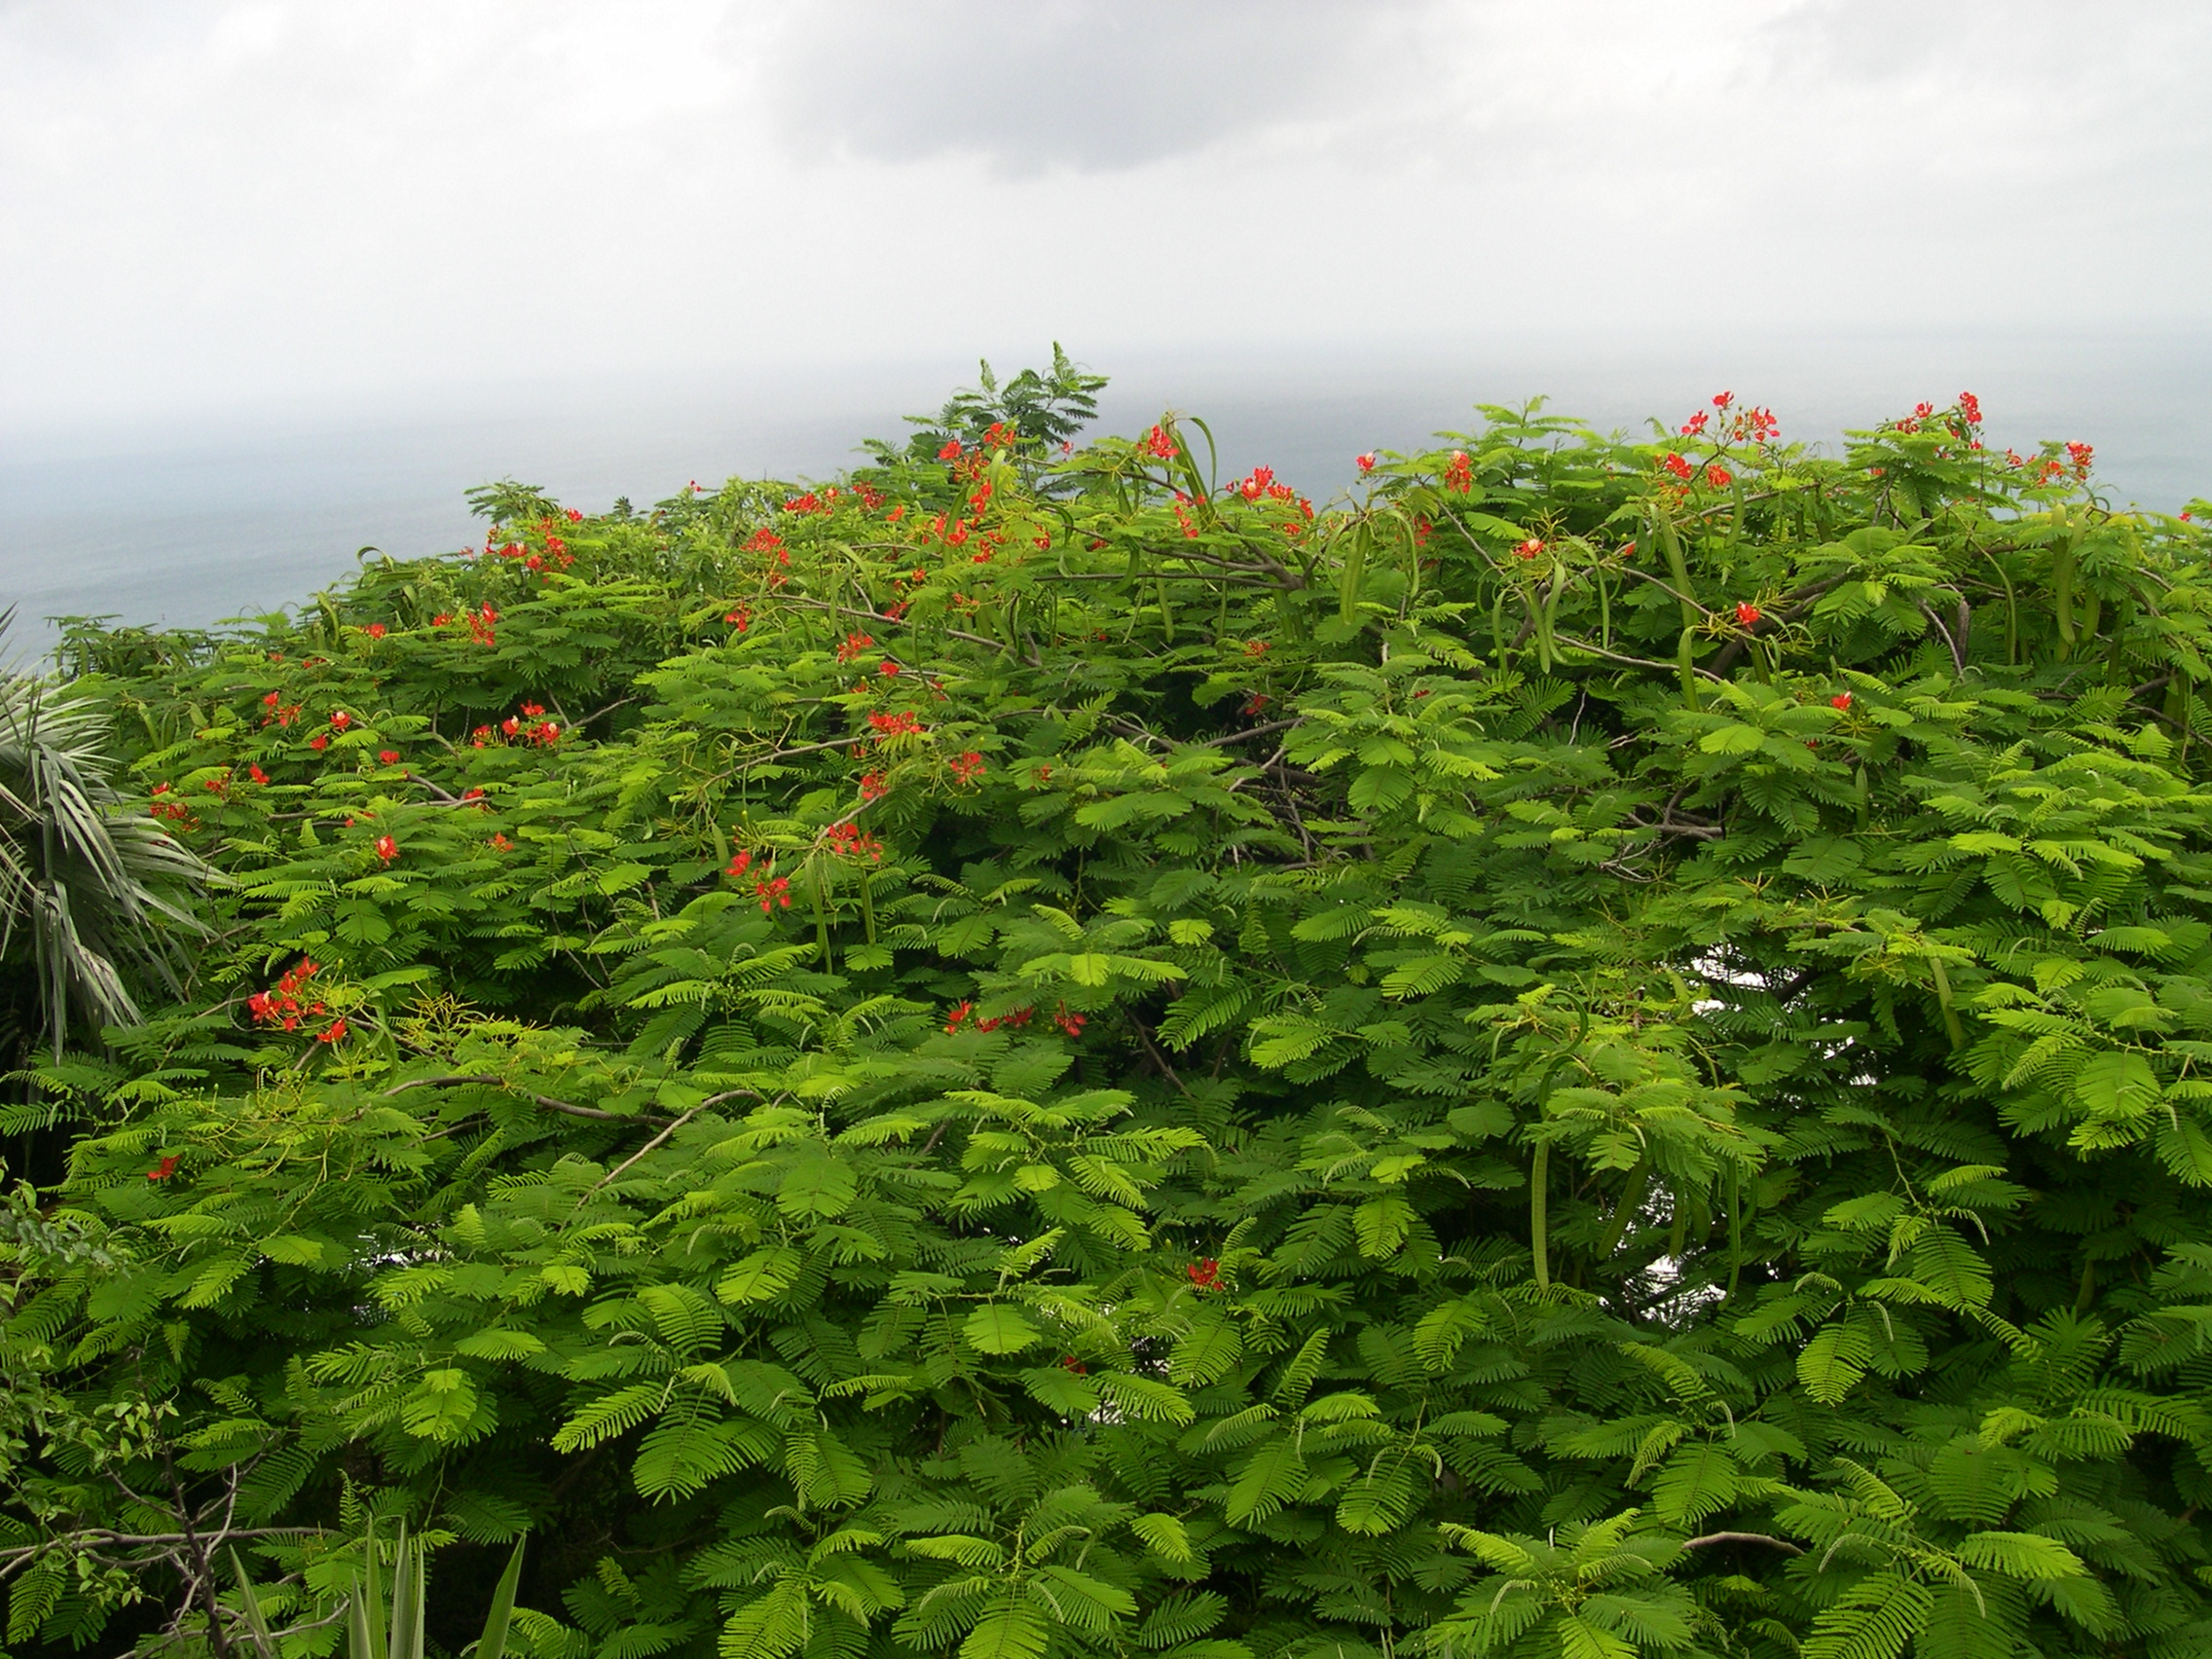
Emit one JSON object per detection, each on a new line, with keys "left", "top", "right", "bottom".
{"left": 0, "top": 0, "right": 2206, "bottom": 434}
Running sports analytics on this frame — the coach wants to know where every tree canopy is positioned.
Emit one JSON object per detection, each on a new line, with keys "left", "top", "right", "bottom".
{"left": 5, "top": 368, "right": 2212, "bottom": 1659}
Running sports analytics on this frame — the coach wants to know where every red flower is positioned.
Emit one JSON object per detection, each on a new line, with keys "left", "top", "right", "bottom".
{"left": 1706, "top": 464, "right": 1732, "bottom": 489}
{"left": 1959, "top": 391, "right": 1982, "bottom": 425}
{"left": 1237, "top": 464, "right": 1277, "bottom": 501}
{"left": 859, "top": 770, "right": 888, "bottom": 801}
{"left": 1515, "top": 537, "right": 1544, "bottom": 560}
{"left": 878, "top": 659, "right": 901, "bottom": 677}
{"left": 949, "top": 751, "right": 985, "bottom": 785}
{"left": 2066, "top": 440, "right": 2094, "bottom": 476}
{"left": 945, "top": 1000, "right": 974, "bottom": 1034}
{"left": 1444, "top": 450, "right": 1473, "bottom": 495}
{"left": 315, "top": 1018, "right": 349, "bottom": 1045}
{"left": 565, "top": 507, "right": 583, "bottom": 523}
{"left": 309, "top": 733, "right": 329, "bottom": 751}
{"left": 148, "top": 1154, "right": 180, "bottom": 1182}
{"left": 755, "top": 876, "right": 793, "bottom": 913}
{"left": 374, "top": 834, "right": 398, "bottom": 863}
{"left": 1187, "top": 1258, "right": 1221, "bottom": 1291}
{"left": 1143, "top": 424, "right": 1176, "bottom": 460}
{"left": 248, "top": 762, "right": 269, "bottom": 785}
{"left": 1355, "top": 452, "right": 1377, "bottom": 473}
{"left": 938, "top": 439, "right": 963, "bottom": 461}
{"left": 365, "top": 622, "right": 387, "bottom": 640}
{"left": 1663, "top": 453, "right": 1694, "bottom": 481}
{"left": 329, "top": 710, "right": 351, "bottom": 731}
{"left": 725, "top": 848, "right": 754, "bottom": 877}
{"left": 379, "top": 749, "right": 400, "bottom": 764}
{"left": 521, "top": 702, "right": 545, "bottom": 718}
{"left": 1053, "top": 1003, "right": 1087, "bottom": 1038}
{"left": 867, "top": 710, "right": 925, "bottom": 739}
{"left": 725, "top": 608, "right": 751, "bottom": 630}
{"left": 1240, "top": 693, "right": 1271, "bottom": 716}
{"left": 1244, "top": 640, "right": 1271, "bottom": 656}
{"left": 1059, "top": 1354, "right": 1088, "bottom": 1374}
{"left": 432, "top": 612, "right": 452, "bottom": 626}
{"left": 837, "top": 632, "right": 875, "bottom": 664}
{"left": 1678, "top": 409, "right": 1710, "bottom": 437}
{"left": 491, "top": 831, "right": 513, "bottom": 852}
{"left": 1713, "top": 390, "right": 1734, "bottom": 409}
{"left": 1736, "top": 603, "right": 1761, "bottom": 627}
{"left": 1831, "top": 691, "right": 1853, "bottom": 710}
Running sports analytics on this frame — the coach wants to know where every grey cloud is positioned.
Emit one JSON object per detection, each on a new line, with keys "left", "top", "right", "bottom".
{"left": 749, "top": 0, "right": 1438, "bottom": 173}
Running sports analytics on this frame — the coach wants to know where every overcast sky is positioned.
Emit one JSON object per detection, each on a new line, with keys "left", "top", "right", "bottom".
{"left": 4, "top": 0, "right": 2209, "bottom": 437}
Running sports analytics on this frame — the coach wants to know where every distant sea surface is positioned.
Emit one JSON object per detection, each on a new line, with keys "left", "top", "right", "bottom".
{"left": 4, "top": 330, "right": 2207, "bottom": 659}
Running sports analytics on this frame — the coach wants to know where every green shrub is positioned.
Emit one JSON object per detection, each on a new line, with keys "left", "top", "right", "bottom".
{"left": 5, "top": 373, "right": 2212, "bottom": 1659}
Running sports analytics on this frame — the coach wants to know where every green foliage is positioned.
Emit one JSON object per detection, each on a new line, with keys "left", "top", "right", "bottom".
{"left": 0, "top": 613, "right": 208, "bottom": 1061}
{"left": 6, "top": 374, "right": 2212, "bottom": 1659}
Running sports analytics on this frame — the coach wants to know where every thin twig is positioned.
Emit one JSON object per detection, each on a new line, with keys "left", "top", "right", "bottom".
{"left": 1679, "top": 1531, "right": 1804, "bottom": 1556}
{"left": 382, "top": 1075, "right": 665, "bottom": 1124}
{"left": 1197, "top": 719, "right": 1301, "bottom": 749}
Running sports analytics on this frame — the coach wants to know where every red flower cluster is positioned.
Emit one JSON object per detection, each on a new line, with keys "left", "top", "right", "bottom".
{"left": 378, "top": 749, "right": 401, "bottom": 764}
{"left": 149, "top": 783, "right": 194, "bottom": 826}
{"left": 1171, "top": 495, "right": 1199, "bottom": 539}
{"left": 566, "top": 507, "right": 583, "bottom": 523}
{"left": 859, "top": 769, "right": 889, "bottom": 801}
{"left": 260, "top": 691, "right": 302, "bottom": 727}
{"left": 364, "top": 622, "right": 387, "bottom": 640}
{"left": 1831, "top": 691, "right": 1853, "bottom": 710}
{"left": 1444, "top": 450, "right": 1473, "bottom": 495}
{"left": 1355, "top": 452, "right": 1378, "bottom": 474}
{"left": 1053, "top": 1003, "right": 1087, "bottom": 1038}
{"left": 836, "top": 631, "right": 875, "bottom": 664}
{"left": 316, "top": 1018, "right": 350, "bottom": 1046}
{"left": 725, "top": 608, "right": 752, "bottom": 631}
{"left": 1236, "top": 464, "right": 1280, "bottom": 501}
{"left": 374, "top": 834, "right": 398, "bottom": 863}
{"left": 1662, "top": 453, "right": 1694, "bottom": 481}
{"left": 1515, "top": 537, "right": 1544, "bottom": 561}
{"left": 725, "top": 848, "right": 755, "bottom": 878}
{"left": 755, "top": 874, "right": 793, "bottom": 912}
{"left": 467, "top": 604, "right": 498, "bottom": 648}
{"left": 247, "top": 958, "right": 323, "bottom": 1032}
{"left": 496, "top": 705, "right": 562, "bottom": 746}
{"left": 491, "top": 831, "right": 514, "bottom": 852}
{"left": 949, "top": 751, "right": 985, "bottom": 784}
{"left": 946, "top": 1002, "right": 1036, "bottom": 1035}
{"left": 1706, "top": 464, "right": 1732, "bottom": 489}
{"left": 1244, "top": 639, "right": 1271, "bottom": 657}
{"left": 822, "top": 822, "right": 885, "bottom": 862}
{"left": 938, "top": 439, "right": 964, "bottom": 461}
{"left": 1959, "top": 390, "right": 1983, "bottom": 425}
{"left": 248, "top": 762, "right": 270, "bottom": 785}
{"left": 329, "top": 710, "right": 351, "bottom": 731}
{"left": 982, "top": 421, "right": 1016, "bottom": 449}
{"left": 868, "top": 710, "right": 925, "bottom": 739}
{"left": 1188, "top": 1258, "right": 1222, "bottom": 1291}
{"left": 1143, "top": 424, "right": 1176, "bottom": 460}
{"left": 1736, "top": 603, "right": 1761, "bottom": 627}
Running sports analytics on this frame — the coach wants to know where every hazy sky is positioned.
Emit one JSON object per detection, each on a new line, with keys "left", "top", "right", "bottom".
{"left": 4, "top": 1, "right": 2209, "bottom": 435}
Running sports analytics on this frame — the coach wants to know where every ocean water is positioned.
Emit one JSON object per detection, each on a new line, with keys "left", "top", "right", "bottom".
{"left": 4, "top": 330, "right": 2207, "bottom": 660}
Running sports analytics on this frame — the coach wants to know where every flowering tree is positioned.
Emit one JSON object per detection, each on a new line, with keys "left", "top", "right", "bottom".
{"left": 4, "top": 379, "right": 2212, "bottom": 1659}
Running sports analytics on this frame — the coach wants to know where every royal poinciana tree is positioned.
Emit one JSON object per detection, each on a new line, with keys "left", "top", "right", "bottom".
{"left": 3, "top": 365, "right": 2211, "bottom": 1659}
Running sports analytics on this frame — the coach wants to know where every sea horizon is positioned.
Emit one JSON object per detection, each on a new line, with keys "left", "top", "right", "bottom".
{"left": 7, "top": 326, "right": 2208, "bottom": 660}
